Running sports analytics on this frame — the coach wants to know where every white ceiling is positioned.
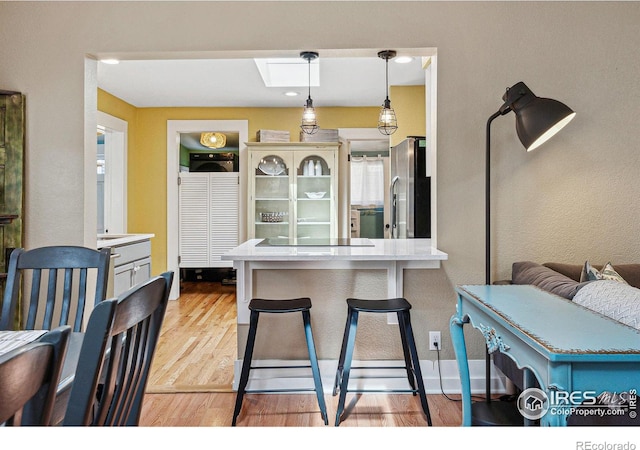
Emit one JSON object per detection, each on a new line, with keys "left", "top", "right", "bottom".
{"left": 97, "top": 52, "right": 431, "bottom": 108}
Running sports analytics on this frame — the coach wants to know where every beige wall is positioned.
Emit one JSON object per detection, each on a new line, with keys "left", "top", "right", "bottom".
{"left": 2, "top": 1, "right": 640, "bottom": 361}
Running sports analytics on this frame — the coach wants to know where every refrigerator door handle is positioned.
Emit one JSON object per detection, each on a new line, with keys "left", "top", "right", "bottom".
{"left": 390, "top": 176, "right": 399, "bottom": 239}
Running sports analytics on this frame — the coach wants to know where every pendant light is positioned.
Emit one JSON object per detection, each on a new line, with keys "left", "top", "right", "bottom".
{"left": 300, "top": 51, "right": 319, "bottom": 135}
{"left": 200, "top": 132, "right": 226, "bottom": 149}
{"left": 377, "top": 50, "right": 398, "bottom": 135}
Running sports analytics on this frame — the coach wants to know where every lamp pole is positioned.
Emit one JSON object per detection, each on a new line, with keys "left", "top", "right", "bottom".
{"left": 485, "top": 109, "right": 507, "bottom": 286}
{"left": 484, "top": 108, "right": 508, "bottom": 406}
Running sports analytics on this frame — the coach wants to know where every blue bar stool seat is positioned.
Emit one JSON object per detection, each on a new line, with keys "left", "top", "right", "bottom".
{"left": 333, "top": 297, "right": 432, "bottom": 426}
{"left": 232, "top": 297, "right": 328, "bottom": 426}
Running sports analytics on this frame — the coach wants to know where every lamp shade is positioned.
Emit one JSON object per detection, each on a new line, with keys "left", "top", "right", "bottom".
{"left": 300, "top": 51, "right": 319, "bottom": 135}
{"left": 502, "top": 82, "right": 576, "bottom": 151}
{"left": 200, "top": 132, "right": 226, "bottom": 149}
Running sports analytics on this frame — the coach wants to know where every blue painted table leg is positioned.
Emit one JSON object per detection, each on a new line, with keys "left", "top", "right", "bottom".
{"left": 450, "top": 313, "right": 472, "bottom": 426}
{"left": 522, "top": 368, "right": 539, "bottom": 426}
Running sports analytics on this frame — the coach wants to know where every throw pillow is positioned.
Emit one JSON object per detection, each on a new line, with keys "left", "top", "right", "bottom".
{"left": 580, "top": 261, "right": 628, "bottom": 284}
{"left": 512, "top": 261, "right": 587, "bottom": 299}
{"left": 572, "top": 280, "right": 640, "bottom": 330}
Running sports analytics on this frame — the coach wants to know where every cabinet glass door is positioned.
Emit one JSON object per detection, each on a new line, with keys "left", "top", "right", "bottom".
{"left": 295, "top": 153, "right": 334, "bottom": 239}
{"left": 252, "top": 153, "right": 292, "bottom": 239}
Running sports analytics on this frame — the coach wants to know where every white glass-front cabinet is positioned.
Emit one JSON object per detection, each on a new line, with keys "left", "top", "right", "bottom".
{"left": 247, "top": 142, "right": 339, "bottom": 240}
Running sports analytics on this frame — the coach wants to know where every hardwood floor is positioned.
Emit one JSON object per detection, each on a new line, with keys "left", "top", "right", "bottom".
{"left": 146, "top": 280, "right": 236, "bottom": 392}
{"left": 140, "top": 280, "right": 462, "bottom": 426}
{"left": 140, "top": 391, "right": 463, "bottom": 427}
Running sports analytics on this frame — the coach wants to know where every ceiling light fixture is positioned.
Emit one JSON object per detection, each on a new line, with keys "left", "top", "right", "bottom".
{"left": 395, "top": 56, "right": 414, "bottom": 64}
{"left": 300, "top": 51, "right": 319, "bottom": 135}
{"left": 200, "top": 132, "right": 227, "bottom": 149}
{"left": 377, "top": 50, "right": 398, "bottom": 135}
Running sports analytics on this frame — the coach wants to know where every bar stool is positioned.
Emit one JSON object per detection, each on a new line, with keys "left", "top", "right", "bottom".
{"left": 333, "top": 297, "right": 432, "bottom": 426}
{"left": 232, "top": 297, "right": 328, "bottom": 426}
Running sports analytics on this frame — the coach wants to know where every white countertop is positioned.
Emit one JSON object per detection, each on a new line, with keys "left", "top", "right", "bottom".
{"left": 222, "top": 238, "right": 448, "bottom": 262}
{"left": 97, "top": 233, "right": 155, "bottom": 249}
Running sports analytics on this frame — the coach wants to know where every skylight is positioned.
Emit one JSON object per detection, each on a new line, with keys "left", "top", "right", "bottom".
{"left": 254, "top": 58, "right": 319, "bottom": 87}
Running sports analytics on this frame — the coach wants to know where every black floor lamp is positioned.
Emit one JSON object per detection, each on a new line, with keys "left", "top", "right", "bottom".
{"left": 474, "top": 81, "right": 576, "bottom": 426}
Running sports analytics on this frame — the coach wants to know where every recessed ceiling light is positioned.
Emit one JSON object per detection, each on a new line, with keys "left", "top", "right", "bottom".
{"left": 284, "top": 91, "right": 299, "bottom": 97}
{"left": 100, "top": 58, "right": 120, "bottom": 65}
{"left": 394, "top": 56, "right": 414, "bottom": 64}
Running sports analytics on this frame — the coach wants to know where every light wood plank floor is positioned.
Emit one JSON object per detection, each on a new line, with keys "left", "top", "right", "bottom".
{"left": 140, "top": 280, "right": 463, "bottom": 426}
{"left": 146, "top": 280, "right": 236, "bottom": 392}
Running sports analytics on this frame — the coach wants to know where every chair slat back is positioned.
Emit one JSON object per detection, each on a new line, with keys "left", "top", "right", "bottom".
{"left": 63, "top": 271, "right": 174, "bottom": 426}
{"left": 0, "top": 326, "right": 70, "bottom": 425}
{"left": 0, "top": 246, "right": 111, "bottom": 332}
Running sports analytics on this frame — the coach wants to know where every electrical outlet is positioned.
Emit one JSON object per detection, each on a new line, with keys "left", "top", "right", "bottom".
{"left": 429, "top": 331, "right": 441, "bottom": 351}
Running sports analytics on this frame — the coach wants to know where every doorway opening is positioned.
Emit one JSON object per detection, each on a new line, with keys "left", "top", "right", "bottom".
{"left": 167, "top": 120, "right": 249, "bottom": 300}
{"left": 97, "top": 111, "right": 127, "bottom": 235}
{"left": 349, "top": 139, "right": 389, "bottom": 239}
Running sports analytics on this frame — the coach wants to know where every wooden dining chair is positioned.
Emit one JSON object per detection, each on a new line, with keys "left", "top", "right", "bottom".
{"left": 62, "top": 271, "right": 173, "bottom": 426}
{"left": 0, "top": 246, "right": 111, "bottom": 332}
{"left": 0, "top": 325, "right": 71, "bottom": 425}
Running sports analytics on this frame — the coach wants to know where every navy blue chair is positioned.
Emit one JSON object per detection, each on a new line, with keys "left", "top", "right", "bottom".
{"left": 63, "top": 271, "right": 173, "bottom": 426}
{"left": 0, "top": 326, "right": 71, "bottom": 425}
{"left": 0, "top": 246, "right": 111, "bottom": 332}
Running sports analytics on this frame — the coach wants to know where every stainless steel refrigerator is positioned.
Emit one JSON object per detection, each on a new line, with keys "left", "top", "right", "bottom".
{"left": 389, "top": 137, "right": 431, "bottom": 238}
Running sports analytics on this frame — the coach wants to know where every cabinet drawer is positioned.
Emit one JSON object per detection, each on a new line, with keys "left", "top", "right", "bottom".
{"left": 112, "top": 240, "right": 151, "bottom": 267}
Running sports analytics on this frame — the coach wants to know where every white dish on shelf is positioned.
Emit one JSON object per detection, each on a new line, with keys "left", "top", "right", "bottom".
{"left": 260, "top": 211, "right": 287, "bottom": 222}
{"left": 258, "top": 155, "right": 285, "bottom": 175}
{"left": 304, "top": 192, "right": 326, "bottom": 199}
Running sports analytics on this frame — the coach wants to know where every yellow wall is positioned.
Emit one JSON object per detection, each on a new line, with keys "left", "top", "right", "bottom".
{"left": 98, "top": 88, "right": 424, "bottom": 274}
{"left": 98, "top": 88, "right": 137, "bottom": 155}
{"left": 390, "top": 85, "right": 426, "bottom": 147}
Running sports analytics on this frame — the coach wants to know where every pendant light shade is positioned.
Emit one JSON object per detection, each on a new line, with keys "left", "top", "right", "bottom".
{"left": 200, "top": 132, "right": 226, "bottom": 149}
{"left": 501, "top": 81, "right": 576, "bottom": 151}
{"left": 300, "top": 51, "right": 319, "bottom": 135}
{"left": 377, "top": 50, "right": 398, "bottom": 135}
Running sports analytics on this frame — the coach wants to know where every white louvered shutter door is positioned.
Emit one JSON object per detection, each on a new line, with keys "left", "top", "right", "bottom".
{"left": 209, "top": 173, "right": 239, "bottom": 265}
{"left": 179, "top": 173, "right": 210, "bottom": 267}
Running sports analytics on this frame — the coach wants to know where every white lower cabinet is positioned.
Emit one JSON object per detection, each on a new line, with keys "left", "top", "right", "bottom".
{"left": 110, "top": 240, "right": 152, "bottom": 297}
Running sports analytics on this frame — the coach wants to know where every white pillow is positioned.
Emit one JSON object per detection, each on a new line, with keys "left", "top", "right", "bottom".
{"left": 572, "top": 280, "right": 640, "bottom": 330}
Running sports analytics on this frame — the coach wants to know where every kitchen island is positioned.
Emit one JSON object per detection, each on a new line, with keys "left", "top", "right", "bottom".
{"left": 222, "top": 238, "right": 448, "bottom": 391}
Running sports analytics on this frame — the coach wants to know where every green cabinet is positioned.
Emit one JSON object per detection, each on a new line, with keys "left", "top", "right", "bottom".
{"left": 0, "top": 91, "right": 24, "bottom": 287}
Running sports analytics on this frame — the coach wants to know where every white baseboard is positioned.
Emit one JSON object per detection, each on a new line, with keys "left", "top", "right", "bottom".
{"left": 233, "top": 359, "right": 510, "bottom": 395}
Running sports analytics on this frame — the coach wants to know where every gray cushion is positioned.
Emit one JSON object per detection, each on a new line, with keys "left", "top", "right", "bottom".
{"left": 511, "top": 261, "right": 589, "bottom": 299}
{"left": 543, "top": 262, "right": 640, "bottom": 289}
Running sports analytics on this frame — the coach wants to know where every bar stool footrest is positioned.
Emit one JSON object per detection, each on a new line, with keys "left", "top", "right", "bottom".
{"left": 343, "top": 388, "right": 418, "bottom": 394}
{"left": 250, "top": 364, "right": 313, "bottom": 370}
{"left": 348, "top": 365, "right": 412, "bottom": 371}
{"left": 245, "top": 388, "right": 320, "bottom": 394}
